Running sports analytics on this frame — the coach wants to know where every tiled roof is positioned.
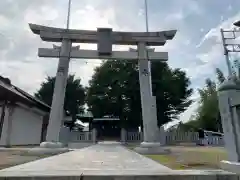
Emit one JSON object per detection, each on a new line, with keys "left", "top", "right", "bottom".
{"left": 0, "top": 76, "right": 50, "bottom": 112}
{"left": 0, "top": 78, "right": 29, "bottom": 101}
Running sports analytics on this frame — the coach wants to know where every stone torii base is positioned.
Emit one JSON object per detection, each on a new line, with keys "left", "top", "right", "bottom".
{"left": 134, "top": 143, "right": 170, "bottom": 155}
{"left": 134, "top": 129, "right": 170, "bottom": 155}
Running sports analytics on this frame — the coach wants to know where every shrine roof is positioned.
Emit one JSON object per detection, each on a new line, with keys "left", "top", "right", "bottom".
{"left": 0, "top": 76, "right": 50, "bottom": 112}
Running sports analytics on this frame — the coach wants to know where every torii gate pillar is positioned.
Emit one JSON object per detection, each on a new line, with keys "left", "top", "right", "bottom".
{"left": 45, "top": 39, "right": 71, "bottom": 142}
{"left": 134, "top": 43, "right": 168, "bottom": 154}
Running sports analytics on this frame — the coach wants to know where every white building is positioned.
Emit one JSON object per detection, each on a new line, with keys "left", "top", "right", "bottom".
{"left": 0, "top": 76, "right": 50, "bottom": 147}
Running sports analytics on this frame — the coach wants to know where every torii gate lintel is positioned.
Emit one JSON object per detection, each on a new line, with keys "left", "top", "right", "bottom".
{"left": 29, "top": 23, "right": 176, "bottom": 45}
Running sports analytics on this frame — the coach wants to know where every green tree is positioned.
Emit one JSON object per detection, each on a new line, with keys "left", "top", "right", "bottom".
{"left": 216, "top": 68, "right": 226, "bottom": 83}
{"left": 86, "top": 61, "right": 193, "bottom": 129}
{"left": 186, "top": 68, "right": 226, "bottom": 132}
{"left": 35, "top": 74, "right": 85, "bottom": 124}
{"left": 179, "top": 115, "right": 200, "bottom": 131}
{"left": 196, "top": 79, "right": 219, "bottom": 131}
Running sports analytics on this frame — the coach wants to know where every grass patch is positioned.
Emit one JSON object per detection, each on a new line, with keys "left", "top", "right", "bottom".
{"left": 179, "top": 149, "right": 227, "bottom": 169}
{"left": 146, "top": 154, "right": 185, "bottom": 169}
{"left": 146, "top": 147, "right": 227, "bottom": 170}
{"left": 125, "top": 145, "right": 228, "bottom": 170}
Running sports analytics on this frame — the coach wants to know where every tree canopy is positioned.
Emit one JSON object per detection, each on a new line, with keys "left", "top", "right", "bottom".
{"left": 86, "top": 60, "right": 193, "bottom": 129}
{"left": 34, "top": 74, "right": 85, "bottom": 119}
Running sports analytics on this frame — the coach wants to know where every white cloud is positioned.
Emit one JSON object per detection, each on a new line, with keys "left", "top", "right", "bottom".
{"left": 24, "top": 6, "right": 59, "bottom": 24}
{"left": 165, "top": 11, "right": 185, "bottom": 21}
{"left": 228, "top": 5, "right": 233, "bottom": 11}
{"left": 71, "top": 5, "right": 116, "bottom": 30}
{"left": 197, "top": 12, "right": 240, "bottom": 49}
{"left": 191, "top": 12, "right": 240, "bottom": 85}
{"left": 0, "top": 15, "right": 10, "bottom": 28}
{"left": 0, "top": 60, "right": 45, "bottom": 93}
{"left": 69, "top": 60, "right": 102, "bottom": 86}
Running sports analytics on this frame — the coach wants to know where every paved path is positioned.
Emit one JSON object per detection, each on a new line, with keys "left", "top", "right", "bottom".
{"left": 0, "top": 142, "right": 172, "bottom": 176}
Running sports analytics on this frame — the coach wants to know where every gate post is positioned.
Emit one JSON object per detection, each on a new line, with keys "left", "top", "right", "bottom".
{"left": 121, "top": 128, "right": 127, "bottom": 144}
{"left": 59, "top": 126, "right": 70, "bottom": 147}
{"left": 159, "top": 126, "right": 166, "bottom": 145}
{"left": 92, "top": 128, "right": 97, "bottom": 144}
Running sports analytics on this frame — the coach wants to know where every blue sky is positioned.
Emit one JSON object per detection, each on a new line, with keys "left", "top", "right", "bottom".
{"left": 1, "top": 0, "right": 240, "bottom": 126}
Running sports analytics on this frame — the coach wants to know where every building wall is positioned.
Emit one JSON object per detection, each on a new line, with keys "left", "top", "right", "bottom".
{"left": 0, "top": 104, "right": 44, "bottom": 146}
{"left": 0, "top": 106, "right": 9, "bottom": 146}
{"left": 10, "top": 106, "right": 43, "bottom": 145}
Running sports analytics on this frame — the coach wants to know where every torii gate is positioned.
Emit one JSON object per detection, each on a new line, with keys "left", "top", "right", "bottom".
{"left": 29, "top": 24, "right": 176, "bottom": 148}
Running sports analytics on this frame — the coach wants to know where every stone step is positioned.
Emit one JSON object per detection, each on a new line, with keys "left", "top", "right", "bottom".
{"left": 0, "top": 143, "right": 238, "bottom": 179}
{"left": 0, "top": 170, "right": 237, "bottom": 180}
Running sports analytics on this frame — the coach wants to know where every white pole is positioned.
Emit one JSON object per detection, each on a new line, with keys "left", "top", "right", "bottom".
{"left": 220, "top": 28, "right": 232, "bottom": 77}
{"left": 144, "top": 0, "right": 149, "bottom": 33}
{"left": 66, "top": 0, "right": 72, "bottom": 29}
{"left": 143, "top": 0, "right": 153, "bottom": 95}
{"left": 144, "top": 0, "right": 149, "bottom": 32}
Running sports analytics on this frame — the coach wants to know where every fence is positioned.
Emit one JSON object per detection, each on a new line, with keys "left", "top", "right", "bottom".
{"left": 59, "top": 126, "right": 97, "bottom": 144}
{"left": 126, "top": 131, "right": 143, "bottom": 142}
{"left": 122, "top": 129, "right": 224, "bottom": 147}
{"left": 62, "top": 127, "right": 224, "bottom": 147}
{"left": 205, "top": 136, "right": 224, "bottom": 146}
{"left": 70, "top": 131, "right": 94, "bottom": 142}
{"left": 165, "top": 131, "right": 199, "bottom": 145}
{"left": 165, "top": 130, "right": 224, "bottom": 146}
